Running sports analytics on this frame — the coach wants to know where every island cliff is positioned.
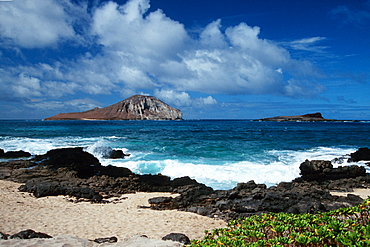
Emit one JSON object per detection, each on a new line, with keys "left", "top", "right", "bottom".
{"left": 45, "top": 95, "right": 182, "bottom": 120}
{"left": 256, "top": 113, "right": 337, "bottom": 122}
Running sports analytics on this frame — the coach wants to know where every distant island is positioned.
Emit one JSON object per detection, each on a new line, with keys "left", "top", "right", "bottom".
{"left": 256, "top": 112, "right": 356, "bottom": 122}
{"left": 45, "top": 95, "right": 182, "bottom": 121}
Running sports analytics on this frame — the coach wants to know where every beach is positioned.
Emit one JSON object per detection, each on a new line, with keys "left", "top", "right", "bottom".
{"left": 0, "top": 180, "right": 226, "bottom": 242}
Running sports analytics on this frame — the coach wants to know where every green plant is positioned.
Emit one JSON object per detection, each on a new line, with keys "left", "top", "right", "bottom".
{"left": 191, "top": 198, "right": 370, "bottom": 247}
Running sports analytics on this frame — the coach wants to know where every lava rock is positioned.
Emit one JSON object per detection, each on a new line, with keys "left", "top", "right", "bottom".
{"left": 300, "top": 159, "right": 366, "bottom": 181}
{"left": 93, "top": 236, "right": 118, "bottom": 243}
{"left": 0, "top": 150, "right": 32, "bottom": 158}
{"left": 349, "top": 147, "right": 370, "bottom": 162}
{"left": 108, "top": 149, "right": 130, "bottom": 159}
{"left": 0, "top": 232, "right": 9, "bottom": 240}
{"left": 35, "top": 147, "right": 101, "bottom": 178}
{"left": 9, "top": 229, "right": 52, "bottom": 239}
{"left": 162, "top": 233, "right": 191, "bottom": 245}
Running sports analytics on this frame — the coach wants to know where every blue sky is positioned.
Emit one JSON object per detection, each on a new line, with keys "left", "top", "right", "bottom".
{"left": 0, "top": 0, "right": 369, "bottom": 119}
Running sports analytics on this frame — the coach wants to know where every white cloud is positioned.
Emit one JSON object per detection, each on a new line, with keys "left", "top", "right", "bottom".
{"left": 154, "top": 89, "right": 217, "bottom": 107}
{"left": 200, "top": 19, "right": 227, "bottom": 48}
{"left": 91, "top": 0, "right": 188, "bottom": 59}
{"left": 0, "top": 0, "right": 78, "bottom": 48}
{"left": 284, "top": 79, "right": 326, "bottom": 98}
{"left": 154, "top": 89, "right": 192, "bottom": 106}
{"left": 0, "top": 0, "right": 326, "bottom": 109}
{"left": 287, "top": 37, "right": 328, "bottom": 52}
{"left": 25, "top": 99, "right": 99, "bottom": 112}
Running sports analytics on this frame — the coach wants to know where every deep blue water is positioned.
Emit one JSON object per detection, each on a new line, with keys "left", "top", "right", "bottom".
{"left": 0, "top": 119, "right": 369, "bottom": 189}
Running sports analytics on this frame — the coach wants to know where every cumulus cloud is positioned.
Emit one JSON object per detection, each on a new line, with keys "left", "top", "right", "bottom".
{"left": 154, "top": 89, "right": 217, "bottom": 107}
{"left": 24, "top": 99, "right": 100, "bottom": 112}
{"left": 0, "top": 0, "right": 326, "bottom": 113}
{"left": 0, "top": 0, "right": 80, "bottom": 48}
{"left": 91, "top": 0, "right": 188, "bottom": 59}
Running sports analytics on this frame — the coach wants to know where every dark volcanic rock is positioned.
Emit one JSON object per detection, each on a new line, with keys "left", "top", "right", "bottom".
{"left": 162, "top": 233, "right": 191, "bottom": 245}
{"left": 0, "top": 232, "right": 9, "bottom": 240}
{"left": 149, "top": 160, "right": 369, "bottom": 220}
{"left": 93, "top": 236, "right": 118, "bottom": 243}
{"left": 0, "top": 149, "right": 31, "bottom": 158}
{"left": 107, "top": 149, "right": 130, "bottom": 159}
{"left": 300, "top": 159, "right": 366, "bottom": 181}
{"left": 35, "top": 147, "right": 101, "bottom": 178}
{"left": 0, "top": 147, "right": 208, "bottom": 200}
{"left": 9, "top": 229, "right": 52, "bottom": 239}
{"left": 45, "top": 95, "right": 183, "bottom": 121}
{"left": 87, "top": 146, "right": 130, "bottom": 159}
{"left": 349, "top": 147, "right": 370, "bottom": 162}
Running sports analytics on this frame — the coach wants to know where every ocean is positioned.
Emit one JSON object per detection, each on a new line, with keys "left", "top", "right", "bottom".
{"left": 0, "top": 119, "right": 369, "bottom": 190}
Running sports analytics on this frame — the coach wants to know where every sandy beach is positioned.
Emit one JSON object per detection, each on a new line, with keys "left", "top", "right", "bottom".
{"left": 330, "top": 188, "right": 370, "bottom": 200}
{"left": 0, "top": 180, "right": 226, "bottom": 242}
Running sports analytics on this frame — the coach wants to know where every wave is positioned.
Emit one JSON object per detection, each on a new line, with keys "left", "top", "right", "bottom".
{"left": 1, "top": 136, "right": 367, "bottom": 190}
{"left": 101, "top": 146, "right": 364, "bottom": 190}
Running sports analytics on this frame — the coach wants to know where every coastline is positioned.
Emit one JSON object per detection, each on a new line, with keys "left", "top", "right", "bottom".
{"left": 1, "top": 180, "right": 369, "bottom": 246}
{"left": 0, "top": 179, "right": 225, "bottom": 243}
{"left": 1, "top": 146, "right": 370, "bottom": 245}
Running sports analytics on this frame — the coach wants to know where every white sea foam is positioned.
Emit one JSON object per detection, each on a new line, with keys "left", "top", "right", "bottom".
{"left": 1, "top": 136, "right": 367, "bottom": 190}
{"left": 101, "top": 146, "right": 365, "bottom": 190}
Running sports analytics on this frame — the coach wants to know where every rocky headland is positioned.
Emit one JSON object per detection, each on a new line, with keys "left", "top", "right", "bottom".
{"left": 44, "top": 95, "right": 182, "bottom": 121}
{"left": 256, "top": 112, "right": 354, "bottom": 122}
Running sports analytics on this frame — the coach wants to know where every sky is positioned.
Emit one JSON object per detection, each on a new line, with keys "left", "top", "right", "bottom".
{"left": 0, "top": 0, "right": 369, "bottom": 120}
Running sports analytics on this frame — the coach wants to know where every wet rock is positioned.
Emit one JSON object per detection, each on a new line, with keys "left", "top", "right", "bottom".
{"left": 0, "top": 150, "right": 31, "bottom": 158}
{"left": 89, "top": 146, "right": 130, "bottom": 159}
{"left": 108, "top": 149, "right": 130, "bottom": 159}
{"left": 300, "top": 159, "right": 366, "bottom": 181}
{"left": 98, "top": 165, "right": 133, "bottom": 178}
{"left": 349, "top": 147, "right": 370, "bottom": 162}
{"left": 162, "top": 233, "right": 191, "bottom": 245}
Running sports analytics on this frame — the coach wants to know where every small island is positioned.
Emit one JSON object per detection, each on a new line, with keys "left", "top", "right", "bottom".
{"left": 256, "top": 112, "right": 356, "bottom": 122}
{"left": 44, "top": 95, "right": 182, "bottom": 121}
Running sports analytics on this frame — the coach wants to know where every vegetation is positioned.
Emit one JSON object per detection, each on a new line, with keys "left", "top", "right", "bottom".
{"left": 191, "top": 198, "right": 370, "bottom": 246}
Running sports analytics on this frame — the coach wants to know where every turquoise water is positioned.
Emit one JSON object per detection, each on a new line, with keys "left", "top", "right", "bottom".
{"left": 0, "top": 120, "right": 369, "bottom": 189}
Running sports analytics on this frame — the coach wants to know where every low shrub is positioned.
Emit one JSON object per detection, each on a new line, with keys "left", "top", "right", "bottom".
{"left": 192, "top": 198, "right": 370, "bottom": 246}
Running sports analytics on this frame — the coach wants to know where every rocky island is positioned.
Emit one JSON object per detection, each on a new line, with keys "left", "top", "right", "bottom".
{"left": 256, "top": 112, "right": 344, "bottom": 122}
{"left": 44, "top": 95, "right": 182, "bottom": 121}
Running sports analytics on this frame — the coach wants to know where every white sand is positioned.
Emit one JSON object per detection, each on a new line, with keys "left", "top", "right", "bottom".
{"left": 330, "top": 188, "right": 370, "bottom": 200}
{"left": 0, "top": 180, "right": 226, "bottom": 242}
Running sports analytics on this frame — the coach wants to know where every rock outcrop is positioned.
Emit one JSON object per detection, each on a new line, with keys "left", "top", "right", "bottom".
{"left": 44, "top": 95, "right": 182, "bottom": 121}
{"left": 299, "top": 159, "right": 366, "bottom": 181}
{"left": 349, "top": 147, "right": 370, "bottom": 162}
{"left": 256, "top": 112, "right": 339, "bottom": 122}
{"left": 0, "top": 149, "right": 31, "bottom": 158}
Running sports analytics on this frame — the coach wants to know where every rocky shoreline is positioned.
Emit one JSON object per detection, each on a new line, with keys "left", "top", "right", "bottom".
{"left": 1, "top": 147, "right": 370, "bottom": 245}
